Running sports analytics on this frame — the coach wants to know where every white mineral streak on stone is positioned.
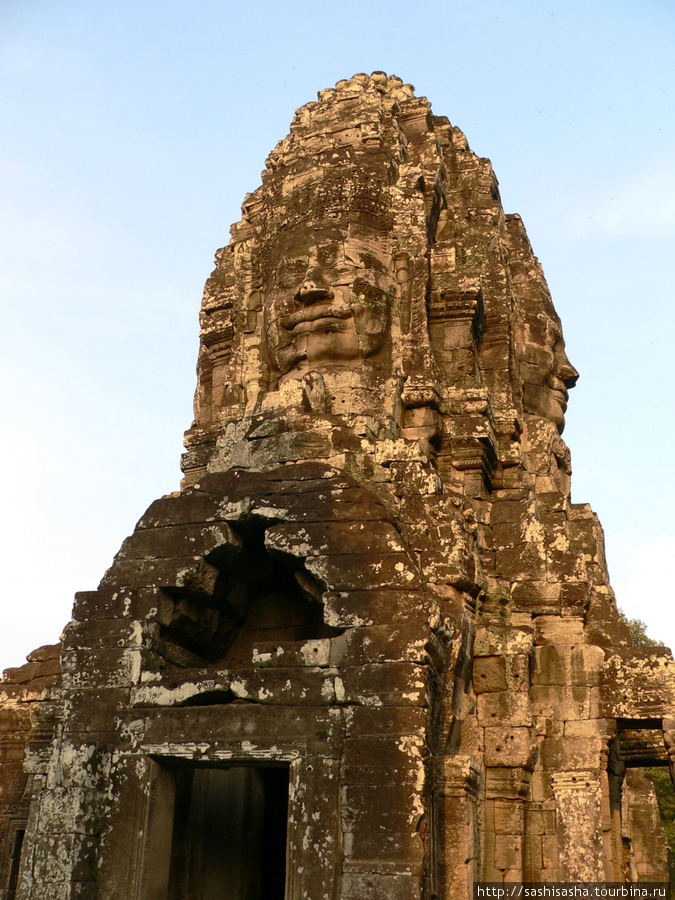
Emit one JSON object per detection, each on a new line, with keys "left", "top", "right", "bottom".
{"left": 229, "top": 680, "right": 248, "bottom": 698}
{"left": 333, "top": 678, "right": 346, "bottom": 702}
{"left": 175, "top": 567, "right": 193, "bottom": 586}
{"left": 56, "top": 743, "right": 97, "bottom": 788}
{"left": 375, "top": 438, "right": 424, "bottom": 464}
{"left": 404, "top": 639, "right": 427, "bottom": 661}
{"left": 132, "top": 682, "right": 205, "bottom": 706}
{"left": 550, "top": 532, "right": 569, "bottom": 551}
{"left": 255, "top": 506, "right": 289, "bottom": 519}
{"left": 126, "top": 649, "right": 142, "bottom": 684}
{"left": 523, "top": 519, "right": 545, "bottom": 542}
{"left": 129, "top": 620, "right": 143, "bottom": 647}
{"left": 216, "top": 498, "right": 253, "bottom": 518}
{"left": 360, "top": 696, "right": 383, "bottom": 707}
{"left": 265, "top": 528, "right": 313, "bottom": 558}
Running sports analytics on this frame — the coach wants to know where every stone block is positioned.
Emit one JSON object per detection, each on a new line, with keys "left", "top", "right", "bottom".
{"left": 337, "top": 662, "right": 427, "bottom": 706}
{"left": 599, "top": 648, "right": 675, "bottom": 718}
{"left": 72, "top": 588, "right": 158, "bottom": 622}
{"left": 533, "top": 615, "right": 584, "bottom": 645}
{"left": 0, "top": 707, "right": 31, "bottom": 732}
{"left": 473, "top": 656, "right": 507, "bottom": 693}
{"left": 477, "top": 691, "right": 531, "bottom": 727}
{"left": 252, "top": 638, "right": 331, "bottom": 667}
{"left": 492, "top": 521, "right": 525, "bottom": 549}
{"left": 26, "top": 644, "right": 61, "bottom": 663}
{"left": 484, "top": 727, "right": 534, "bottom": 767}
{"left": 136, "top": 492, "right": 222, "bottom": 529}
{"left": 341, "top": 782, "right": 424, "bottom": 833}
{"left": 342, "top": 734, "right": 425, "bottom": 779}
{"left": 138, "top": 702, "right": 343, "bottom": 753}
{"left": 485, "top": 766, "right": 531, "bottom": 800}
{"left": 511, "top": 581, "right": 561, "bottom": 615}
{"left": 265, "top": 520, "right": 406, "bottom": 558}
{"left": 37, "top": 788, "right": 100, "bottom": 836}
{"left": 62, "top": 619, "right": 149, "bottom": 652}
{"left": 2, "top": 662, "right": 42, "bottom": 684}
{"left": 493, "top": 833, "right": 522, "bottom": 871}
{"left": 530, "top": 684, "right": 600, "bottom": 720}
{"left": 344, "top": 705, "right": 427, "bottom": 738}
{"left": 564, "top": 719, "right": 614, "bottom": 738}
{"left": 560, "top": 581, "right": 591, "bottom": 613}
{"left": 493, "top": 800, "right": 525, "bottom": 834}
{"left": 506, "top": 654, "right": 530, "bottom": 691}
{"left": 342, "top": 829, "right": 424, "bottom": 866}
{"left": 496, "top": 543, "right": 547, "bottom": 581}
{"left": 531, "top": 645, "right": 605, "bottom": 687}
{"left": 329, "top": 624, "right": 429, "bottom": 667}
{"left": 322, "top": 590, "right": 430, "bottom": 628}
{"left": 341, "top": 872, "right": 421, "bottom": 899}
{"left": 117, "top": 521, "right": 242, "bottom": 563}
{"left": 60, "top": 648, "right": 145, "bottom": 690}
{"left": 306, "top": 552, "right": 421, "bottom": 591}
{"left": 474, "top": 625, "right": 533, "bottom": 657}
{"left": 490, "top": 496, "right": 530, "bottom": 525}
{"left": 540, "top": 736, "right": 604, "bottom": 770}
{"left": 542, "top": 833, "right": 559, "bottom": 870}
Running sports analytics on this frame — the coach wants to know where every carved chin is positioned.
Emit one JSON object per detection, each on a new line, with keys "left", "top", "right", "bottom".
{"left": 271, "top": 327, "right": 386, "bottom": 378}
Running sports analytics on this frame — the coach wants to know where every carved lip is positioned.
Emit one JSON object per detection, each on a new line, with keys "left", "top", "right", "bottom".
{"left": 281, "top": 305, "right": 352, "bottom": 332}
{"left": 550, "top": 387, "right": 568, "bottom": 410}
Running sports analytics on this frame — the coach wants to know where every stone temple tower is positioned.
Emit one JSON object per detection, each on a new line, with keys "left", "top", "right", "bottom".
{"left": 2, "top": 73, "right": 675, "bottom": 899}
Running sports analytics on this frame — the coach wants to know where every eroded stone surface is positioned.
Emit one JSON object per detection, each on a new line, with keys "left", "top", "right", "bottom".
{"left": 1, "top": 72, "right": 672, "bottom": 898}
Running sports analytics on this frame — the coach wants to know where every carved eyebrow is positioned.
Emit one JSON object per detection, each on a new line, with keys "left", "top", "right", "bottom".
{"left": 276, "top": 256, "right": 309, "bottom": 273}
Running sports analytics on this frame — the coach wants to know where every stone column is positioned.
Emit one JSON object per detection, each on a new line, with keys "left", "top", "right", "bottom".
{"left": 439, "top": 756, "right": 482, "bottom": 900}
{"left": 550, "top": 771, "right": 605, "bottom": 882}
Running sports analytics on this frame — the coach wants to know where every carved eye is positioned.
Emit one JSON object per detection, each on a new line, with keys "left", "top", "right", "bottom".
{"left": 351, "top": 279, "right": 389, "bottom": 310}
{"left": 275, "top": 258, "right": 308, "bottom": 289}
{"left": 316, "top": 243, "right": 340, "bottom": 271}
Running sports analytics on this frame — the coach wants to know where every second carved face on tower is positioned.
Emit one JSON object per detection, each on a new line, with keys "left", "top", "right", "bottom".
{"left": 262, "top": 222, "right": 394, "bottom": 382}
{"left": 516, "top": 313, "right": 579, "bottom": 432}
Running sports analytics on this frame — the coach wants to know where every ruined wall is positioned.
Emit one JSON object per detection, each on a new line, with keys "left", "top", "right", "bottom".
{"left": 0, "top": 646, "right": 61, "bottom": 898}
{"left": 2, "top": 73, "right": 673, "bottom": 899}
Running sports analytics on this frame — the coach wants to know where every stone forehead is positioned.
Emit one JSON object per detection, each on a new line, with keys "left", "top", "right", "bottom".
{"left": 275, "top": 71, "right": 421, "bottom": 161}
{"left": 232, "top": 73, "right": 431, "bottom": 248}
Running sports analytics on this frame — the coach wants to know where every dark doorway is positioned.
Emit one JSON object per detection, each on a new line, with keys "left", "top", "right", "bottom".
{"left": 167, "top": 766, "right": 289, "bottom": 900}
{"left": 6, "top": 827, "right": 25, "bottom": 900}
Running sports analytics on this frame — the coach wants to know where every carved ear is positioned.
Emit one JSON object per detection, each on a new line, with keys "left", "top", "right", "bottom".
{"left": 394, "top": 252, "right": 414, "bottom": 334}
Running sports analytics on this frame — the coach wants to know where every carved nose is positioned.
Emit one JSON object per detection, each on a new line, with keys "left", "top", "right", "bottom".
{"left": 558, "top": 361, "right": 579, "bottom": 390}
{"left": 296, "top": 267, "right": 334, "bottom": 304}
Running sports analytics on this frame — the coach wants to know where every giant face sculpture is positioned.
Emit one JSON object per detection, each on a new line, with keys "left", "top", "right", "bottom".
{"left": 516, "top": 311, "right": 579, "bottom": 432}
{"left": 262, "top": 218, "right": 394, "bottom": 384}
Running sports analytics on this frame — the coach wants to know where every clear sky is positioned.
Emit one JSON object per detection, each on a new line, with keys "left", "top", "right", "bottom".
{"left": 1, "top": 0, "right": 674, "bottom": 669}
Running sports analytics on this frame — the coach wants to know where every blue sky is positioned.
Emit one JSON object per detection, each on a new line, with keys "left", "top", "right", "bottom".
{"left": 1, "top": 0, "right": 674, "bottom": 668}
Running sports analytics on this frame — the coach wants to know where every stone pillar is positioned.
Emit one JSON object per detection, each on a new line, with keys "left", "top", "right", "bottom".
{"left": 439, "top": 756, "right": 482, "bottom": 900}
{"left": 550, "top": 771, "right": 605, "bottom": 882}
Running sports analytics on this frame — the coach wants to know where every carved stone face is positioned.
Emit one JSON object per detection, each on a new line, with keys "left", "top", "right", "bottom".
{"left": 516, "top": 313, "right": 579, "bottom": 431}
{"left": 262, "top": 220, "right": 393, "bottom": 382}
